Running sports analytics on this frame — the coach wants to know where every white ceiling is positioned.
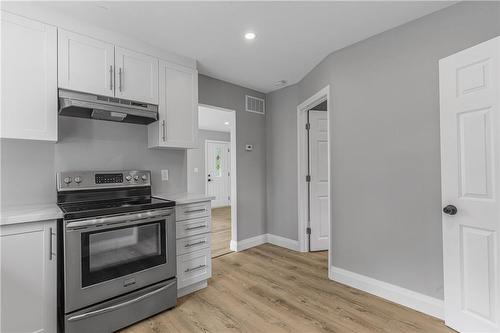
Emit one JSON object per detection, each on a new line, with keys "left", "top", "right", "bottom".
{"left": 199, "top": 106, "right": 232, "bottom": 133}
{"left": 32, "top": 1, "right": 453, "bottom": 93}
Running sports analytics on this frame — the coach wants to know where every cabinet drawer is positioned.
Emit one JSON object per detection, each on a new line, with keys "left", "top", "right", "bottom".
{"left": 176, "top": 216, "right": 211, "bottom": 239}
{"left": 177, "top": 247, "right": 211, "bottom": 289}
{"left": 177, "top": 233, "right": 211, "bottom": 255}
{"left": 176, "top": 201, "right": 211, "bottom": 221}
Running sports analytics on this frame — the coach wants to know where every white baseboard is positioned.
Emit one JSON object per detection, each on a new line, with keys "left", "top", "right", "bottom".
{"left": 231, "top": 234, "right": 267, "bottom": 251}
{"left": 230, "top": 234, "right": 299, "bottom": 252}
{"left": 177, "top": 280, "right": 207, "bottom": 298}
{"left": 266, "top": 234, "right": 300, "bottom": 251}
{"left": 330, "top": 266, "right": 444, "bottom": 319}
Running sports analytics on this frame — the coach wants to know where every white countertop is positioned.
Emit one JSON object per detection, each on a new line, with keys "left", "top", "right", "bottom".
{"left": 1, "top": 203, "right": 63, "bottom": 226}
{"left": 154, "top": 193, "right": 215, "bottom": 205}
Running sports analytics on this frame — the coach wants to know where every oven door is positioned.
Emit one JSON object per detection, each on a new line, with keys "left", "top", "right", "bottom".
{"left": 64, "top": 209, "right": 176, "bottom": 313}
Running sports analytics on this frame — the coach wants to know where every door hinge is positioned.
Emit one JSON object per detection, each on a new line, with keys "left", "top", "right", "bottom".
{"left": 306, "top": 175, "right": 311, "bottom": 182}
{"left": 228, "top": 196, "right": 231, "bottom": 201}
{"left": 306, "top": 227, "right": 311, "bottom": 235}
{"left": 305, "top": 123, "right": 310, "bottom": 130}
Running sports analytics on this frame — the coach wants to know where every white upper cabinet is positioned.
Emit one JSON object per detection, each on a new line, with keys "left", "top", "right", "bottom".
{"left": 1, "top": 12, "right": 57, "bottom": 141}
{"left": 58, "top": 31, "right": 159, "bottom": 104}
{"left": 58, "top": 29, "right": 115, "bottom": 97}
{"left": 148, "top": 61, "right": 198, "bottom": 149}
{"left": 115, "top": 47, "right": 158, "bottom": 104}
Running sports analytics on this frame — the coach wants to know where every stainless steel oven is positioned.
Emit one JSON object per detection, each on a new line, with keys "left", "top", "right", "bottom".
{"left": 57, "top": 170, "right": 177, "bottom": 333}
{"left": 64, "top": 208, "right": 176, "bottom": 313}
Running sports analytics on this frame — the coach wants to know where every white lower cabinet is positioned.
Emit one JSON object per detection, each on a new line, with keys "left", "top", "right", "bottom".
{"left": 0, "top": 220, "right": 57, "bottom": 333}
{"left": 177, "top": 248, "right": 212, "bottom": 289}
{"left": 176, "top": 201, "right": 212, "bottom": 296}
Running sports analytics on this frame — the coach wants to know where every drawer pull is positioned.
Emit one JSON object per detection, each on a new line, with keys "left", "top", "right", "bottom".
{"left": 184, "top": 208, "right": 206, "bottom": 214}
{"left": 185, "top": 264, "right": 206, "bottom": 273}
{"left": 185, "top": 240, "right": 206, "bottom": 248}
{"left": 185, "top": 224, "right": 207, "bottom": 231}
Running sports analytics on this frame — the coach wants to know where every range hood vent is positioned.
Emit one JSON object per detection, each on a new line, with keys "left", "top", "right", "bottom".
{"left": 58, "top": 89, "right": 158, "bottom": 125}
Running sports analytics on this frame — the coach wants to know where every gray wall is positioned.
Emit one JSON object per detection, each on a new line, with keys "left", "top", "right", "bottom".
{"left": 1, "top": 117, "right": 187, "bottom": 207}
{"left": 266, "top": 1, "right": 500, "bottom": 300}
{"left": 187, "top": 129, "right": 230, "bottom": 195}
{"left": 266, "top": 84, "right": 299, "bottom": 240}
{"left": 198, "top": 75, "right": 267, "bottom": 240}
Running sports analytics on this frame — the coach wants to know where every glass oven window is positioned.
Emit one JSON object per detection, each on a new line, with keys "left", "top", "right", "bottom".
{"left": 82, "top": 220, "right": 166, "bottom": 287}
{"left": 89, "top": 223, "right": 161, "bottom": 272}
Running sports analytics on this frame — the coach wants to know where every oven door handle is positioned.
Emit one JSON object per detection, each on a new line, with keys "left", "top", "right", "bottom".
{"left": 66, "top": 209, "right": 173, "bottom": 229}
{"left": 67, "top": 280, "right": 176, "bottom": 322}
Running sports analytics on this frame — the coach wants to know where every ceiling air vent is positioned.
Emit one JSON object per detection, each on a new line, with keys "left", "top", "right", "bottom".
{"left": 245, "top": 95, "right": 265, "bottom": 115}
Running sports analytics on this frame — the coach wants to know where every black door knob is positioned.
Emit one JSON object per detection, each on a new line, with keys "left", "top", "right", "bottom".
{"left": 443, "top": 205, "right": 458, "bottom": 216}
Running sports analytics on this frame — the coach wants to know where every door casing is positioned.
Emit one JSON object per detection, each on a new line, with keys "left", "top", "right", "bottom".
{"left": 297, "top": 86, "right": 331, "bottom": 275}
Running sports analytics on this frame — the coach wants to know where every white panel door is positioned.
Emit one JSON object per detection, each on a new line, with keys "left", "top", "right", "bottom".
{"left": 309, "top": 110, "right": 329, "bottom": 251}
{"left": 206, "top": 141, "right": 230, "bottom": 208}
{"left": 58, "top": 29, "right": 115, "bottom": 97}
{"left": 440, "top": 36, "right": 500, "bottom": 332}
{"left": 0, "top": 221, "right": 57, "bottom": 333}
{"left": 1, "top": 12, "right": 57, "bottom": 141}
{"left": 115, "top": 47, "right": 158, "bottom": 104}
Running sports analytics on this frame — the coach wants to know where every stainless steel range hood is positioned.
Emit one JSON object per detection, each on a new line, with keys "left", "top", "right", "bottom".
{"left": 58, "top": 89, "right": 158, "bottom": 125}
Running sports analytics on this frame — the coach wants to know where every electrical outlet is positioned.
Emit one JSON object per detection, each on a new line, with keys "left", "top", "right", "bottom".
{"left": 161, "top": 169, "right": 169, "bottom": 181}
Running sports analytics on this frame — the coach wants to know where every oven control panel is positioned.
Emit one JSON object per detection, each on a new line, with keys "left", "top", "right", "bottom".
{"left": 57, "top": 170, "right": 151, "bottom": 191}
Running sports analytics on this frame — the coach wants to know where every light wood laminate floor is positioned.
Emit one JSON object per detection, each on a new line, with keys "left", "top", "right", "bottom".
{"left": 211, "top": 206, "right": 231, "bottom": 258}
{"left": 120, "top": 244, "right": 454, "bottom": 333}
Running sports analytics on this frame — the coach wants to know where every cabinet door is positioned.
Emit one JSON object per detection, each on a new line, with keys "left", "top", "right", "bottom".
{"left": 0, "top": 221, "right": 57, "bottom": 333}
{"left": 115, "top": 47, "right": 158, "bottom": 104}
{"left": 1, "top": 12, "right": 57, "bottom": 141}
{"left": 156, "top": 61, "right": 198, "bottom": 148}
{"left": 58, "top": 29, "right": 115, "bottom": 97}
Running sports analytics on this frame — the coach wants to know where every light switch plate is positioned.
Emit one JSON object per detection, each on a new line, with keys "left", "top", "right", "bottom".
{"left": 161, "top": 169, "right": 169, "bottom": 181}
{"left": 194, "top": 168, "right": 199, "bottom": 173}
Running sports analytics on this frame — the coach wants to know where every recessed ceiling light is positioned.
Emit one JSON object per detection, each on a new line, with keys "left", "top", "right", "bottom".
{"left": 244, "top": 32, "right": 256, "bottom": 40}
{"left": 224, "top": 121, "right": 230, "bottom": 125}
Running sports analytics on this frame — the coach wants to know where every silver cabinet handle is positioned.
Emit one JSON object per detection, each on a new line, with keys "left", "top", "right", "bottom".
{"left": 184, "top": 208, "right": 206, "bottom": 214}
{"left": 185, "top": 264, "right": 206, "bottom": 273}
{"left": 49, "top": 227, "right": 55, "bottom": 260}
{"left": 162, "top": 120, "right": 166, "bottom": 142}
{"left": 185, "top": 224, "right": 207, "bottom": 231}
{"left": 119, "top": 67, "right": 123, "bottom": 92}
{"left": 109, "top": 65, "right": 113, "bottom": 90}
{"left": 67, "top": 280, "right": 176, "bottom": 322}
{"left": 185, "top": 240, "right": 206, "bottom": 248}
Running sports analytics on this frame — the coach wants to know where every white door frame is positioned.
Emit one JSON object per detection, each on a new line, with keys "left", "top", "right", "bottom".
{"left": 198, "top": 103, "right": 238, "bottom": 251}
{"left": 205, "top": 139, "right": 231, "bottom": 207}
{"left": 297, "top": 86, "right": 331, "bottom": 269}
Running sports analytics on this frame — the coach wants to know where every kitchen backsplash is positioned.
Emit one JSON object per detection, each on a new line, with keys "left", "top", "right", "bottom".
{"left": 1, "top": 117, "right": 187, "bottom": 207}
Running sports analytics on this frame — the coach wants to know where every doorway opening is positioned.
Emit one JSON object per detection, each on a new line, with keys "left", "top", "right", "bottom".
{"left": 297, "top": 86, "right": 331, "bottom": 272}
{"left": 188, "top": 104, "right": 237, "bottom": 258}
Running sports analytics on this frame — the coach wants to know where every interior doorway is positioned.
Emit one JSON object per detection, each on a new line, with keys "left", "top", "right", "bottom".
{"left": 297, "top": 86, "right": 331, "bottom": 272}
{"left": 188, "top": 104, "right": 237, "bottom": 258}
